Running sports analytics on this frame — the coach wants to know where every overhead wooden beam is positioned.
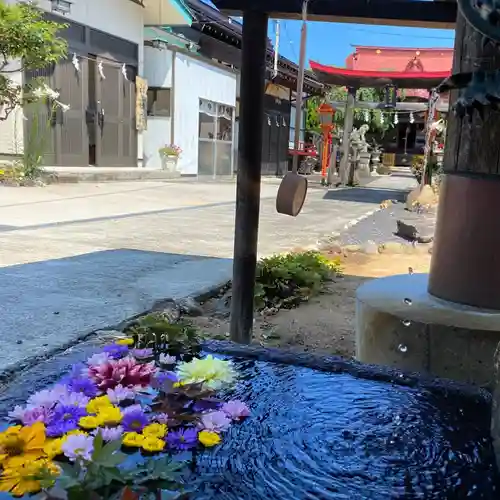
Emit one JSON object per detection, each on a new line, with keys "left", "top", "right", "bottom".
{"left": 212, "top": 0, "right": 456, "bottom": 29}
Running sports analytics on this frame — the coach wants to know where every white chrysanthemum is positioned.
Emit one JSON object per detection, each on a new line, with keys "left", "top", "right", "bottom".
{"left": 176, "top": 355, "right": 236, "bottom": 390}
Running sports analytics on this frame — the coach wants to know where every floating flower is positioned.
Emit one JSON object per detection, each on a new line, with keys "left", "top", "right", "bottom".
{"left": 78, "top": 416, "right": 101, "bottom": 430}
{"left": 198, "top": 411, "right": 231, "bottom": 433}
{"left": 176, "top": 355, "right": 236, "bottom": 390}
{"left": 92, "top": 426, "right": 123, "bottom": 442}
{"left": 152, "top": 370, "right": 178, "bottom": 391}
{"left": 222, "top": 400, "right": 251, "bottom": 421}
{"left": 97, "top": 406, "right": 122, "bottom": 426}
{"left": 9, "top": 405, "right": 53, "bottom": 426}
{"left": 159, "top": 353, "right": 177, "bottom": 365}
{"left": 107, "top": 385, "right": 136, "bottom": 404}
{"left": 86, "top": 396, "right": 113, "bottom": 414}
{"left": 122, "top": 408, "right": 149, "bottom": 432}
{"left": 198, "top": 430, "right": 221, "bottom": 448}
{"left": 166, "top": 428, "right": 198, "bottom": 451}
{"left": 87, "top": 352, "right": 111, "bottom": 367}
{"left": 58, "top": 390, "right": 90, "bottom": 409}
{"left": 0, "top": 423, "right": 46, "bottom": 468}
{"left": 143, "top": 423, "right": 166, "bottom": 439}
{"left": 142, "top": 436, "right": 165, "bottom": 452}
{"left": 115, "top": 338, "right": 134, "bottom": 346}
{"left": 27, "top": 385, "right": 68, "bottom": 409}
{"left": 61, "top": 433, "right": 94, "bottom": 462}
{"left": 63, "top": 374, "right": 99, "bottom": 398}
{"left": 122, "top": 432, "right": 144, "bottom": 448}
{"left": 43, "top": 437, "right": 66, "bottom": 459}
{"left": 103, "top": 344, "right": 130, "bottom": 359}
{"left": 46, "top": 406, "right": 87, "bottom": 437}
{"left": 131, "top": 348, "right": 153, "bottom": 359}
{"left": 0, "top": 457, "right": 59, "bottom": 497}
{"left": 192, "top": 399, "right": 223, "bottom": 413}
{"left": 152, "top": 413, "right": 169, "bottom": 424}
{"left": 87, "top": 356, "right": 156, "bottom": 391}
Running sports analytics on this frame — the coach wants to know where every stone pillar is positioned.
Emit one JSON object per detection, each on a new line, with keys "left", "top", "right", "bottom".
{"left": 428, "top": 13, "right": 500, "bottom": 310}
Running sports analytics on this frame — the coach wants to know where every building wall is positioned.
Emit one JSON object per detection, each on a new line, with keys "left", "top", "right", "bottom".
{"left": 0, "top": 0, "right": 145, "bottom": 161}
{"left": 143, "top": 48, "right": 237, "bottom": 174}
{"left": 143, "top": 47, "right": 173, "bottom": 169}
{"left": 174, "top": 53, "right": 237, "bottom": 175}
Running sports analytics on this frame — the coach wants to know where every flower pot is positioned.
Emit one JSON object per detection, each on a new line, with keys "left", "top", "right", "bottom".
{"left": 161, "top": 155, "right": 179, "bottom": 173}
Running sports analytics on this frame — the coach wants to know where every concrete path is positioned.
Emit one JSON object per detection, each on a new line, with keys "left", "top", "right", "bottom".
{"left": 0, "top": 173, "right": 416, "bottom": 375}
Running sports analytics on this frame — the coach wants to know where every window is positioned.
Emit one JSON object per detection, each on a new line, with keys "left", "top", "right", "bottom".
{"left": 147, "top": 88, "right": 171, "bottom": 117}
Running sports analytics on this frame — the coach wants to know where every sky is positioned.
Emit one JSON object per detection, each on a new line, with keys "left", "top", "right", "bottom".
{"left": 199, "top": 0, "right": 455, "bottom": 67}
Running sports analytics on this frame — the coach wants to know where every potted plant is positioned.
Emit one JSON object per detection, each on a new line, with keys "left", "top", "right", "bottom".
{"left": 159, "top": 144, "right": 182, "bottom": 172}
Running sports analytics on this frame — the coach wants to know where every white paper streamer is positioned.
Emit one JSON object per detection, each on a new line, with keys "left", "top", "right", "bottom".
{"left": 72, "top": 53, "right": 80, "bottom": 72}
{"left": 409, "top": 112, "right": 415, "bottom": 124}
{"left": 98, "top": 61, "right": 106, "bottom": 80}
{"left": 394, "top": 113, "right": 398, "bottom": 124}
{"left": 121, "top": 64, "right": 128, "bottom": 80}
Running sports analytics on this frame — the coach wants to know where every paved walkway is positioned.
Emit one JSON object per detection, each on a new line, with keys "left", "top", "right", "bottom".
{"left": 0, "top": 174, "right": 416, "bottom": 375}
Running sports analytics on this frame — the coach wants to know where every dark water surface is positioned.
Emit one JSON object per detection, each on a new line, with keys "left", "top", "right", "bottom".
{"left": 191, "top": 359, "right": 499, "bottom": 500}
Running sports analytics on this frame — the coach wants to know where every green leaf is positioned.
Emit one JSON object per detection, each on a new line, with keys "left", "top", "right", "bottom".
{"left": 91, "top": 432, "right": 104, "bottom": 461}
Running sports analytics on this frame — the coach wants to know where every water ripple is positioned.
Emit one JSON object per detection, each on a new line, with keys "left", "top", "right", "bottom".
{"left": 191, "top": 360, "right": 499, "bottom": 499}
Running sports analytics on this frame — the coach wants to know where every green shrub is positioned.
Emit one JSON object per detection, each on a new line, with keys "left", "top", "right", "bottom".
{"left": 254, "top": 251, "right": 342, "bottom": 310}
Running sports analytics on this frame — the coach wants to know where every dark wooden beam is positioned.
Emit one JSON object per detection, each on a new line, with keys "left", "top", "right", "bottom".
{"left": 213, "top": 0, "right": 456, "bottom": 29}
{"left": 230, "top": 10, "right": 269, "bottom": 344}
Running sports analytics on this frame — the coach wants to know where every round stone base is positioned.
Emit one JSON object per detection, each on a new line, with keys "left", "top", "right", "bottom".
{"left": 356, "top": 273, "right": 500, "bottom": 388}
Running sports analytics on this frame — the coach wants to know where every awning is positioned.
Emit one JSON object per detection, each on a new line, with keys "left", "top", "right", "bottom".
{"left": 142, "top": 0, "right": 193, "bottom": 26}
{"left": 310, "top": 61, "right": 450, "bottom": 89}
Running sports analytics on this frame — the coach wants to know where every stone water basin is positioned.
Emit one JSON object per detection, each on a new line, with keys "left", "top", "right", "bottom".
{"left": 0, "top": 343, "right": 498, "bottom": 499}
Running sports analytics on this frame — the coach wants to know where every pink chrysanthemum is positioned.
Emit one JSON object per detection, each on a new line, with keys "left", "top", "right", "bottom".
{"left": 87, "top": 356, "right": 156, "bottom": 391}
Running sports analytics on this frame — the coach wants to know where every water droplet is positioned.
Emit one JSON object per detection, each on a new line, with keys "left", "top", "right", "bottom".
{"left": 404, "top": 298, "right": 412, "bottom": 305}
{"left": 402, "top": 319, "right": 411, "bottom": 327}
{"left": 398, "top": 344, "right": 408, "bottom": 353}
{"left": 408, "top": 267, "right": 414, "bottom": 275}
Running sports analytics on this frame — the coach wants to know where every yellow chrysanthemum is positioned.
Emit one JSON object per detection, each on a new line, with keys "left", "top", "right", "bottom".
{"left": 122, "top": 432, "right": 144, "bottom": 448}
{"left": 143, "top": 423, "right": 167, "bottom": 439}
{"left": 78, "top": 416, "right": 101, "bottom": 430}
{"left": 141, "top": 436, "right": 165, "bottom": 452}
{"left": 86, "top": 396, "right": 113, "bottom": 414}
{"left": 43, "top": 437, "right": 66, "bottom": 459}
{"left": 176, "top": 355, "right": 236, "bottom": 390}
{"left": 0, "top": 423, "right": 46, "bottom": 468}
{"left": 198, "top": 431, "right": 221, "bottom": 447}
{"left": 115, "top": 338, "right": 134, "bottom": 346}
{"left": 65, "top": 429, "right": 88, "bottom": 437}
{"left": 97, "top": 406, "right": 122, "bottom": 426}
{"left": 0, "top": 457, "right": 59, "bottom": 497}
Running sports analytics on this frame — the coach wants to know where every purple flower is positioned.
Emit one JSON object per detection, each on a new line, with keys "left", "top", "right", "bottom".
{"left": 131, "top": 348, "right": 153, "bottom": 359}
{"left": 8, "top": 405, "right": 53, "bottom": 425}
{"left": 107, "top": 385, "right": 135, "bottom": 404}
{"left": 46, "top": 405, "right": 88, "bottom": 437}
{"left": 222, "top": 400, "right": 251, "bottom": 421}
{"left": 103, "top": 344, "right": 129, "bottom": 359}
{"left": 65, "top": 376, "right": 99, "bottom": 398}
{"left": 192, "top": 399, "right": 223, "bottom": 413}
{"left": 159, "top": 353, "right": 177, "bottom": 365}
{"left": 58, "top": 391, "right": 90, "bottom": 409}
{"left": 87, "top": 352, "right": 111, "bottom": 366}
{"left": 122, "top": 407, "right": 149, "bottom": 432}
{"left": 166, "top": 428, "right": 198, "bottom": 450}
{"left": 198, "top": 411, "right": 231, "bottom": 433}
{"left": 152, "top": 371, "right": 178, "bottom": 390}
{"left": 93, "top": 426, "right": 124, "bottom": 442}
{"left": 27, "top": 384, "right": 68, "bottom": 408}
{"left": 62, "top": 434, "right": 94, "bottom": 462}
{"left": 152, "top": 412, "right": 169, "bottom": 424}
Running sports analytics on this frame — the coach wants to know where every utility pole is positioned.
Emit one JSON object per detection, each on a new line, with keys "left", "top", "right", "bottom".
{"left": 273, "top": 20, "right": 280, "bottom": 79}
{"left": 292, "top": 0, "right": 308, "bottom": 173}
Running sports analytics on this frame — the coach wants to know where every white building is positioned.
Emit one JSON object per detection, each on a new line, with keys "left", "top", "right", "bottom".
{"left": 0, "top": 0, "right": 192, "bottom": 167}
{"left": 143, "top": 39, "right": 237, "bottom": 176}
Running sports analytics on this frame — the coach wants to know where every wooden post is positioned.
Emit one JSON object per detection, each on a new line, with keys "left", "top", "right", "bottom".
{"left": 428, "top": 12, "right": 500, "bottom": 310}
{"left": 339, "top": 87, "right": 355, "bottom": 185}
{"left": 229, "top": 10, "right": 269, "bottom": 344}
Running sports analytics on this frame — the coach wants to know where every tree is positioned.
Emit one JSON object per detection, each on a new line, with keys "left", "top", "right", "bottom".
{"left": 0, "top": 0, "right": 67, "bottom": 120}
